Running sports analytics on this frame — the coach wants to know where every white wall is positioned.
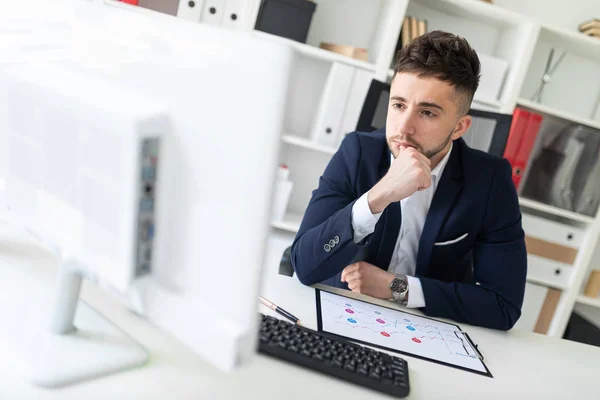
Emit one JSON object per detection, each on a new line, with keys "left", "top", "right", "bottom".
{"left": 494, "top": 0, "right": 600, "bottom": 32}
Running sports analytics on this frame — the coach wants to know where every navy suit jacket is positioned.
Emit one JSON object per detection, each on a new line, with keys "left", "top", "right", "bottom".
{"left": 291, "top": 129, "right": 527, "bottom": 330}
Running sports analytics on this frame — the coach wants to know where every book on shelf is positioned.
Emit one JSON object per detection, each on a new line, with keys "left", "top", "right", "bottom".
{"left": 392, "top": 16, "right": 428, "bottom": 62}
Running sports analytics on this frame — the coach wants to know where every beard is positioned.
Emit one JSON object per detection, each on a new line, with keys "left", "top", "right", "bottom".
{"left": 388, "top": 129, "right": 454, "bottom": 159}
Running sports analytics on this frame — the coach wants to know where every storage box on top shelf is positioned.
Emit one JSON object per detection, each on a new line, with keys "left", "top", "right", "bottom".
{"left": 404, "top": 0, "right": 538, "bottom": 113}
{"left": 254, "top": 0, "right": 317, "bottom": 43}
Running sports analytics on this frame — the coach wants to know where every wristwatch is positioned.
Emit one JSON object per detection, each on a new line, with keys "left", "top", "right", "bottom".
{"left": 389, "top": 274, "right": 409, "bottom": 304}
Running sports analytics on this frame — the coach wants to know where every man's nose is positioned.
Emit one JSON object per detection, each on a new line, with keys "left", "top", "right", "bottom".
{"left": 395, "top": 109, "right": 417, "bottom": 136}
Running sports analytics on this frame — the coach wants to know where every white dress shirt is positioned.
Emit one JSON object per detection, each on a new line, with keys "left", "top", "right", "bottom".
{"left": 351, "top": 144, "right": 453, "bottom": 308}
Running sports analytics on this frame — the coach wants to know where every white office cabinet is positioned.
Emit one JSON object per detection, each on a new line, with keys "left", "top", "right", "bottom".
{"left": 521, "top": 214, "right": 585, "bottom": 248}
{"left": 338, "top": 68, "right": 374, "bottom": 143}
{"left": 514, "top": 282, "right": 550, "bottom": 332}
{"left": 310, "top": 62, "right": 354, "bottom": 148}
{"left": 527, "top": 255, "right": 574, "bottom": 288}
{"left": 201, "top": 0, "right": 224, "bottom": 26}
{"left": 176, "top": 0, "right": 205, "bottom": 21}
{"left": 221, "top": 0, "right": 247, "bottom": 29}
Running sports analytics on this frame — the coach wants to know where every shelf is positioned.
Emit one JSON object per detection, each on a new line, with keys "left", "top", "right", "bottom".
{"left": 271, "top": 211, "right": 303, "bottom": 233}
{"left": 282, "top": 135, "right": 337, "bottom": 155}
{"left": 518, "top": 197, "right": 595, "bottom": 224}
{"left": 414, "top": 0, "right": 529, "bottom": 28}
{"left": 252, "top": 31, "right": 377, "bottom": 72}
{"left": 472, "top": 98, "right": 503, "bottom": 110}
{"left": 576, "top": 295, "right": 600, "bottom": 309}
{"left": 517, "top": 98, "right": 600, "bottom": 131}
{"left": 540, "top": 24, "right": 600, "bottom": 63}
{"left": 526, "top": 276, "right": 569, "bottom": 291}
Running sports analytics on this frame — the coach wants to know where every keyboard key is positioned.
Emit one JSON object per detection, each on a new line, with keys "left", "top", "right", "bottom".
{"left": 369, "top": 372, "right": 381, "bottom": 380}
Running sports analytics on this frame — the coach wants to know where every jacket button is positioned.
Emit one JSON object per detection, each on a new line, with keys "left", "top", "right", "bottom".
{"left": 329, "top": 239, "right": 335, "bottom": 247}
{"left": 334, "top": 236, "right": 340, "bottom": 244}
{"left": 324, "top": 244, "right": 331, "bottom": 252}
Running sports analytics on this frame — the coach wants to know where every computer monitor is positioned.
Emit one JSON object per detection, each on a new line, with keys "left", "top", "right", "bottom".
{"left": 356, "top": 79, "right": 513, "bottom": 158}
{"left": 0, "top": 0, "right": 292, "bottom": 387}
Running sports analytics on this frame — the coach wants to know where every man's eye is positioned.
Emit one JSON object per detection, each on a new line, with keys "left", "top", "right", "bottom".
{"left": 421, "top": 110, "right": 436, "bottom": 117}
{"left": 392, "top": 103, "right": 404, "bottom": 109}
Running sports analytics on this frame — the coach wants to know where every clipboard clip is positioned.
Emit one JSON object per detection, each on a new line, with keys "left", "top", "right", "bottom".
{"left": 454, "top": 330, "right": 484, "bottom": 361}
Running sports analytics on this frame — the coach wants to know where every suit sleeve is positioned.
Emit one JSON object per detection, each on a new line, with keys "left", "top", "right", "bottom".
{"left": 419, "top": 159, "right": 527, "bottom": 330}
{"left": 291, "top": 133, "right": 371, "bottom": 285}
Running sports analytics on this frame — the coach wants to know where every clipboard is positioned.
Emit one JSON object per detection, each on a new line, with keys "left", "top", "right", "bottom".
{"left": 315, "top": 288, "right": 492, "bottom": 378}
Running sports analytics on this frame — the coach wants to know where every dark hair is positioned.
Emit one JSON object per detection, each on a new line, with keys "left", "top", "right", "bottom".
{"left": 393, "top": 30, "right": 481, "bottom": 114}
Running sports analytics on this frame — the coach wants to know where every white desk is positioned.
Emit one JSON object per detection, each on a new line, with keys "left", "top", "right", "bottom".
{"left": 0, "top": 227, "right": 599, "bottom": 400}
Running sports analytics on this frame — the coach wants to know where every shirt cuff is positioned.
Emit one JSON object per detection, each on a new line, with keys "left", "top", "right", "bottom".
{"left": 351, "top": 191, "right": 383, "bottom": 243}
{"left": 405, "top": 276, "right": 426, "bottom": 308}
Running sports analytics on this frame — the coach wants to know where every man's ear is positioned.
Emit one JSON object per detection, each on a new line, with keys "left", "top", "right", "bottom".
{"left": 451, "top": 115, "right": 472, "bottom": 140}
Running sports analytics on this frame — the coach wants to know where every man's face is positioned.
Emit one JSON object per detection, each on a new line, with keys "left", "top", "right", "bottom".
{"left": 386, "top": 72, "right": 471, "bottom": 162}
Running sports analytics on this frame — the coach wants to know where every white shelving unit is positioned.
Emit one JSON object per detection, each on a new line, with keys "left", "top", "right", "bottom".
{"left": 147, "top": 0, "right": 600, "bottom": 339}
{"left": 576, "top": 295, "right": 600, "bottom": 309}
{"left": 251, "top": 30, "right": 378, "bottom": 72}
{"left": 271, "top": 211, "right": 304, "bottom": 233}
{"left": 518, "top": 197, "right": 595, "bottom": 224}
{"left": 281, "top": 135, "right": 337, "bottom": 155}
{"left": 517, "top": 98, "right": 600, "bottom": 131}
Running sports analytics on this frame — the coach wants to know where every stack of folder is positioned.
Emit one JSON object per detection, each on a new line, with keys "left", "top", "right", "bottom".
{"left": 578, "top": 18, "right": 600, "bottom": 38}
{"left": 503, "top": 107, "right": 543, "bottom": 189}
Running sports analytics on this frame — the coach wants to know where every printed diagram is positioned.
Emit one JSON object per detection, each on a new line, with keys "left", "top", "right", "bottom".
{"left": 333, "top": 298, "right": 473, "bottom": 357}
{"left": 319, "top": 292, "right": 487, "bottom": 373}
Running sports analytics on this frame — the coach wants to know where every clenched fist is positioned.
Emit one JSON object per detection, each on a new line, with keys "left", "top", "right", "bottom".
{"left": 367, "top": 146, "right": 431, "bottom": 214}
{"left": 341, "top": 261, "right": 395, "bottom": 299}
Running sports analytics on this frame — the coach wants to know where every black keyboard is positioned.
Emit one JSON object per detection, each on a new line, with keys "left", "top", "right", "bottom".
{"left": 257, "top": 314, "right": 410, "bottom": 398}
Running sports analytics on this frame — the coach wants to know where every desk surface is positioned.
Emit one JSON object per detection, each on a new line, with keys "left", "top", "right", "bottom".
{"left": 0, "top": 227, "right": 599, "bottom": 400}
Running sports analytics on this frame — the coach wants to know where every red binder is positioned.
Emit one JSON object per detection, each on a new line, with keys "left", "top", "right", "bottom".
{"left": 120, "top": 0, "right": 138, "bottom": 5}
{"left": 503, "top": 108, "right": 529, "bottom": 185}
{"left": 512, "top": 112, "right": 543, "bottom": 189}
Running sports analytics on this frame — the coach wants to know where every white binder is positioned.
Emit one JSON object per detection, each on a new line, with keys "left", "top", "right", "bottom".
{"left": 310, "top": 62, "right": 354, "bottom": 148}
{"left": 201, "top": 0, "right": 225, "bottom": 26}
{"left": 176, "top": 0, "right": 205, "bottom": 22}
{"left": 338, "top": 69, "right": 374, "bottom": 144}
{"left": 222, "top": 0, "right": 247, "bottom": 29}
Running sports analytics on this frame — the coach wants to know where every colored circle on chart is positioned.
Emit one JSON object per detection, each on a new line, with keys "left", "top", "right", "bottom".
{"left": 345, "top": 303, "right": 352, "bottom": 307}
{"left": 412, "top": 338, "right": 422, "bottom": 343}
{"left": 347, "top": 318, "right": 357, "bottom": 323}
{"left": 376, "top": 318, "right": 385, "bottom": 324}
{"left": 380, "top": 331, "right": 390, "bottom": 337}
{"left": 374, "top": 311, "right": 381, "bottom": 315}
{"left": 406, "top": 326, "right": 415, "bottom": 331}
{"left": 345, "top": 308, "right": 354, "bottom": 314}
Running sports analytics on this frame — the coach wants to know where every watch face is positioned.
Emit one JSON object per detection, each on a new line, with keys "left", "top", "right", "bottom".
{"left": 392, "top": 277, "right": 408, "bottom": 293}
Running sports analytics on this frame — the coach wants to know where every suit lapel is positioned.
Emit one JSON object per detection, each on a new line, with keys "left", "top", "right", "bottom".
{"left": 415, "top": 140, "right": 463, "bottom": 276}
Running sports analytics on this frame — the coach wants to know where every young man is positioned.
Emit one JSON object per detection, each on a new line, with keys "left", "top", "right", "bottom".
{"left": 290, "top": 31, "right": 527, "bottom": 330}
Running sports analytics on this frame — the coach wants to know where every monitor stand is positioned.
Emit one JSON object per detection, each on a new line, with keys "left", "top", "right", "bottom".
{"left": 0, "top": 255, "right": 148, "bottom": 387}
